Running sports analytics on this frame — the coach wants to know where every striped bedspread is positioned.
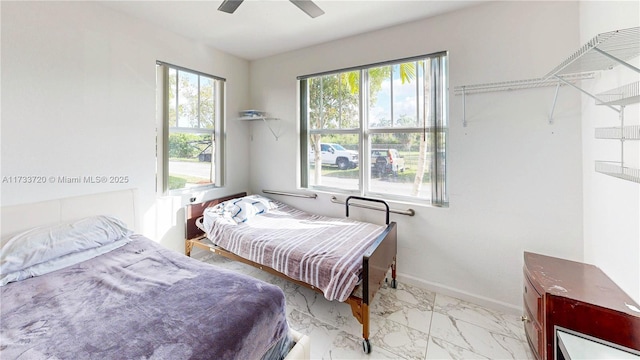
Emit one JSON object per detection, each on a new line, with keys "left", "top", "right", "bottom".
{"left": 203, "top": 202, "right": 386, "bottom": 302}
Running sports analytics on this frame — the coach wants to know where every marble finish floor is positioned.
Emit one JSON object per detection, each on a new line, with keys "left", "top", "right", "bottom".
{"left": 191, "top": 248, "right": 535, "bottom": 360}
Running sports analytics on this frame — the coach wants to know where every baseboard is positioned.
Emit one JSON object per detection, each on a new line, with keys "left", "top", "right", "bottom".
{"left": 396, "top": 272, "right": 523, "bottom": 316}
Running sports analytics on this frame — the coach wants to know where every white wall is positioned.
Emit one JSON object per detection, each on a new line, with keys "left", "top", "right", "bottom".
{"left": 0, "top": 1, "right": 251, "bottom": 252}
{"left": 580, "top": 1, "right": 640, "bottom": 303}
{"left": 248, "top": 1, "right": 585, "bottom": 312}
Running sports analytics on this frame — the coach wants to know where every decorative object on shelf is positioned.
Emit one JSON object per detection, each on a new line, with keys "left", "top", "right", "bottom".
{"left": 239, "top": 110, "right": 266, "bottom": 119}
{"left": 238, "top": 110, "right": 282, "bottom": 141}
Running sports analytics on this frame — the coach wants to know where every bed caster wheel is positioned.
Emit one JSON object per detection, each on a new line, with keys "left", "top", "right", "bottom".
{"left": 362, "top": 339, "right": 371, "bottom": 354}
{"left": 391, "top": 279, "right": 397, "bottom": 289}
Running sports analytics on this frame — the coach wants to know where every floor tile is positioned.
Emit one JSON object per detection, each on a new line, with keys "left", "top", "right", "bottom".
{"left": 193, "top": 250, "right": 535, "bottom": 360}
{"left": 434, "top": 294, "right": 526, "bottom": 342}
{"left": 426, "top": 336, "right": 490, "bottom": 360}
{"left": 371, "top": 282, "right": 436, "bottom": 334}
{"left": 369, "top": 315, "right": 429, "bottom": 360}
{"left": 289, "top": 309, "right": 406, "bottom": 360}
{"left": 429, "top": 312, "right": 533, "bottom": 359}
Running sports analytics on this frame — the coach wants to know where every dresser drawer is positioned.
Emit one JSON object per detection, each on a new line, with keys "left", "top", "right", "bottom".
{"left": 524, "top": 275, "right": 542, "bottom": 322}
{"left": 523, "top": 304, "right": 543, "bottom": 360}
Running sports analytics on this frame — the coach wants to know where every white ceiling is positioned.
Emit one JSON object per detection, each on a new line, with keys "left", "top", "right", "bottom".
{"left": 99, "top": 0, "right": 483, "bottom": 60}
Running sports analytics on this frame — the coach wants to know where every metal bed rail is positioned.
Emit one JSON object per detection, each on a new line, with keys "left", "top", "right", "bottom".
{"left": 262, "top": 189, "right": 318, "bottom": 199}
{"left": 331, "top": 196, "right": 415, "bottom": 216}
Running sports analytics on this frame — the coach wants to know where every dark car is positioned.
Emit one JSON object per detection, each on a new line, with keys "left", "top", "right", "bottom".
{"left": 371, "top": 149, "right": 405, "bottom": 176}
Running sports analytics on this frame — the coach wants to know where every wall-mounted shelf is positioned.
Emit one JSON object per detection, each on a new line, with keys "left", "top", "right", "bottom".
{"left": 595, "top": 162, "right": 640, "bottom": 184}
{"left": 595, "top": 125, "right": 640, "bottom": 140}
{"left": 454, "top": 26, "right": 640, "bottom": 126}
{"left": 593, "top": 81, "right": 639, "bottom": 184}
{"left": 454, "top": 26, "right": 640, "bottom": 185}
{"left": 595, "top": 81, "right": 640, "bottom": 106}
{"left": 545, "top": 27, "right": 640, "bottom": 78}
{"left": 238, "top": 110, "right": 281, "bottom": 140}
{"left": 453, "top": 73, "right": 595, "bottom": 96}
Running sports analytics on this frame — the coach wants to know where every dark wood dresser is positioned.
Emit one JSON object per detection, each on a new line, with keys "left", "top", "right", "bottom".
{"left": 523, "top": 251, "right": 640, "bottom": 360}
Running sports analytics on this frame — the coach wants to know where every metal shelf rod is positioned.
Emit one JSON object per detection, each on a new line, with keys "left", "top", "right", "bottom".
{"left": 593, "top": 47, "right": 640, "bottom": 74}
{"left": 553, "top": 75, "right": 620, "bottom": 113}
{"left": 549, "top": 83, "right": 561, "bottom": 124}
{"left": 261, "top": 117, "right": 281, "bottom": 141}
{"left": 462, "top": 88, "right": 467, "bottom": 127}
{"left": 263, "top": 189, "right": 317, "bottom": 199}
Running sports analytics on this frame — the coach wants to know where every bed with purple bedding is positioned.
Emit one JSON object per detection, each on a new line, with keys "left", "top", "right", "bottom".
{"left": 0, "top": 215, "right": 293, "bottom": 360}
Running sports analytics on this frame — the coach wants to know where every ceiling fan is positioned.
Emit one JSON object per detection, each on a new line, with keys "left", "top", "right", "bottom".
{"left": 218, "top": 0, "right": 325, "bottom": 18}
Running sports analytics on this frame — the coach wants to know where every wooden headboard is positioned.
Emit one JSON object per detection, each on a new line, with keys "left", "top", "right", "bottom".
{"left": 184, "top": 192, "right": 246, "bottom": 240}
{"left": 1, "top": 189, "right": 139, "bottom": 244}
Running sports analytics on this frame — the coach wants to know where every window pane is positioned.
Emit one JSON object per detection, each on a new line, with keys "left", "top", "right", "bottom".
{"left": 392, "top": 63, "right": 418, "bottom": 127}
{"left": 168, "top": 132, "right": 214, "bottom": 190}
{"left": 177, "top": 71, "right": 199, "bottom": 128}
{"left": 308, "top": 134, "right": 359, "bottom": 190}
{"left": 308, "top": 72, "right": 359, "bottom": 130}
{"left": 339, "top": 71, "right": 360, "bottom": 128}
{"left": 200, "top": 77, "right": 215, "bottom": 129}
{"left": 369, "top": 133, "right": 431, "bottom": 200}
{"left": 168, "top": 68, "right": 177, "bottom": 127}
{"left": 368, "top": 65, "right": 391, "bottom": 128}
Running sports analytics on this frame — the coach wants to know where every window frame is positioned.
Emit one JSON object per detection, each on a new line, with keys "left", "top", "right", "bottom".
{"left": 156, "top": 61, "right": 226, "bottom": 195}
{"left": 298, "top": 52, "right": 448, "bottom": 206}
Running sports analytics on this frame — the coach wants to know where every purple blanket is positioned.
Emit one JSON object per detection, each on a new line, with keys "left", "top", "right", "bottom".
{"left": 1, "top": 235, "right": 289, "bottom": 360}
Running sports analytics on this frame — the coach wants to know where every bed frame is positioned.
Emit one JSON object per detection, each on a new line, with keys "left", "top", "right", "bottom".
{"left": 185, "top": 192, "right": 398, "bottom": 354}
{"left": 1, "top": 189, "right": 310, "bottom": 360}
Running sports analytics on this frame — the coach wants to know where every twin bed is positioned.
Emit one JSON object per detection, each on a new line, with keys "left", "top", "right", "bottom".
{"left": 186, "top": 192, "right": 398, "bottom": 354}
{"left": 0, "top": 189, "right": 309, "bottom": 360}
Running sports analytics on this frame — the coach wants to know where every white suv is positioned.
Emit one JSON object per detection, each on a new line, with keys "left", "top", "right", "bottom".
{"left": 309, "top": 143, "right": 359, "bottom": 170}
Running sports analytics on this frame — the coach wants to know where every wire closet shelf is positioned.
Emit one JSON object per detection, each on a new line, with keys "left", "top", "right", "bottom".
{"left": 454, "top": 26, "right": 640, "bottom": 184}
{"left": 454, "top": 26, "right": 640, "bottom": 125}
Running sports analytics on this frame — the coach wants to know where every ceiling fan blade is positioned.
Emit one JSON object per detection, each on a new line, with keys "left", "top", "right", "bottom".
{"left": 290, "top": 0, "right": 325, "bottom": 18}
{"left": 218, "top": 0, "right": 244, "bottom": 14}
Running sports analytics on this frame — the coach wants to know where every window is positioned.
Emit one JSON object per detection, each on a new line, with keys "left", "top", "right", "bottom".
{"left": 156, "top": 62, "right": 225, "bottom": 193}
{"left": 299, "top": 52, "right": 448, "bottom": 206}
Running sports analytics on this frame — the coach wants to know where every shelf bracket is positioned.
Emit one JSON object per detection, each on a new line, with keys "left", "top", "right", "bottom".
{"left": 462, "top": 87, "right": 467, "bottom": 127}
{"left": 592, "top": 47, "right": 640, "bottom": 74}
{"left": 549, "top": 82, "right": 561, "bottom": 124}
{"left": 261, "top": 117, "right": 281, "bottom": 141}
{"left": 552, "top": 75, "right": 621, "bottom": 114}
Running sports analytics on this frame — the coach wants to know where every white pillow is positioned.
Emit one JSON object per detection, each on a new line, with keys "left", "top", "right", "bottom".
{"left": 1, "top": 238, "right": 130, "bottom": 286}
{"left": 1, "top": 215, "right": 132, "bottom": 276}
{"left": 217, "top": 195, "right": 278, "bottom": 223}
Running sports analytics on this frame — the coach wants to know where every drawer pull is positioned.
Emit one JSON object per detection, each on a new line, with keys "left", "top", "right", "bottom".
{"left": 521, "top": 315, "right": 530, "bottom": 322}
